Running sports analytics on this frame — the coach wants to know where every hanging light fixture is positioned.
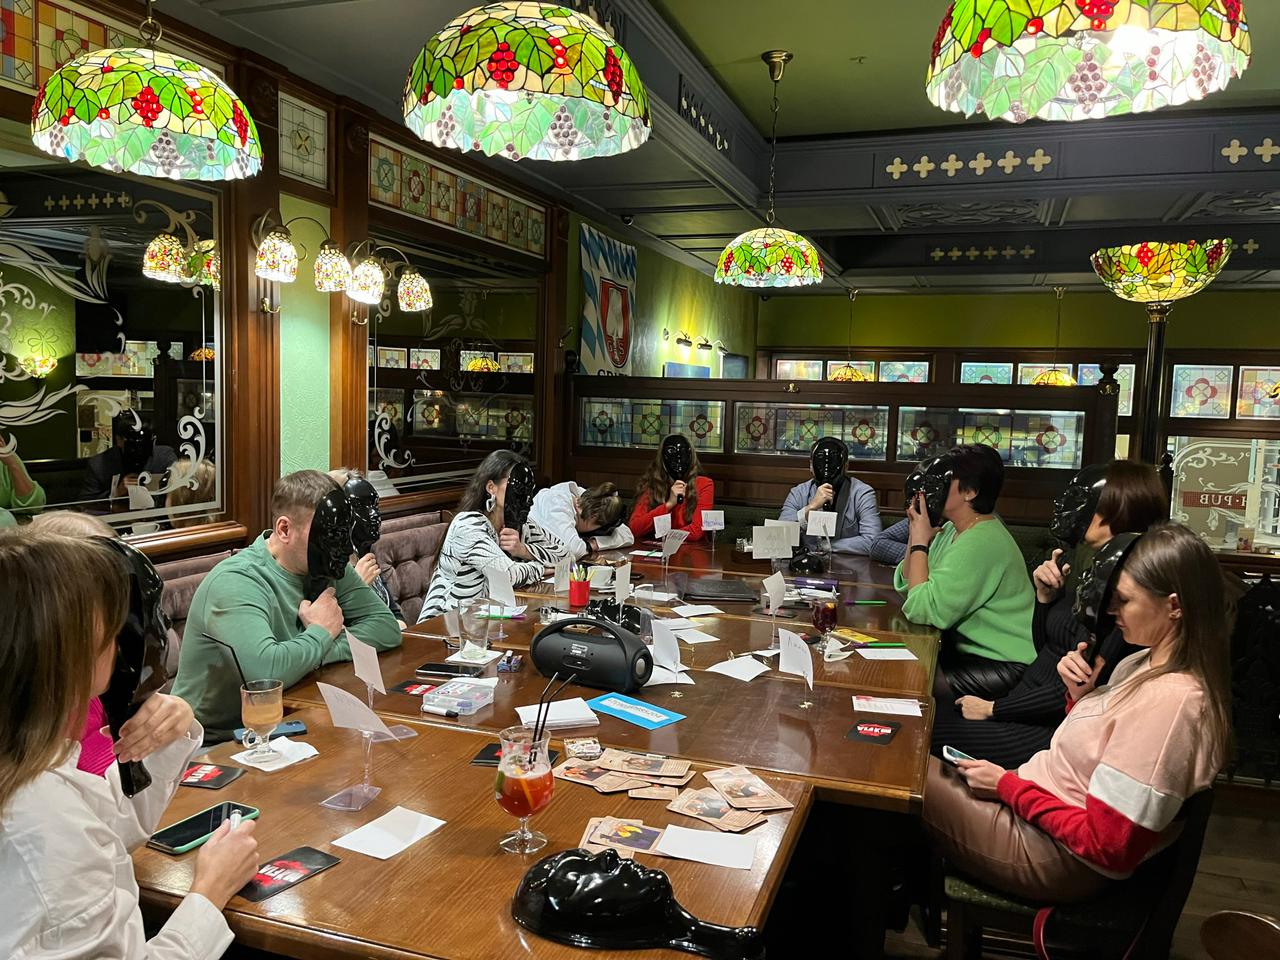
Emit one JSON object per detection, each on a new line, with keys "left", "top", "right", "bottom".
{"left": 313, "top": 240, "right": 352, "bottom": 293}
{"left": 1032, "top": 287, "right": 1078, "bottom": 387}
{"left": 348, "top": 256, "right": 386, "bottom": 305}
{"left": 403, "top": 1, "right": 650, "bottom": 162}
{"left": 143, "top": 232, "right": 185, "bottom": 282}
{"left": 466, "top": 355, "right": 501, "bottom": 373}
{"left": 397, "top": 268, "right": 433, "bottom": 312}
{"left": 927, "top": 1, "right": 1251, "bottom": 124}
{"left": 716, "top": 52, "right": 823, "bottom": 289}
{"left": 30, "top": 1, "right": 262, "bottom": 180}
{"left": 829, "top": 288, "right": 867, "bottom": 383}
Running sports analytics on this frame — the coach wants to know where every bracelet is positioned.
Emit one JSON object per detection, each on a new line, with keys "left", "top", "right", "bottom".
{"left": 909, "top": 543, "right": 930, "bottom": 555}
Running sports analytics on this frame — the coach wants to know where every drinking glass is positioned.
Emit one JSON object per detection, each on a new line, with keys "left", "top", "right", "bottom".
{"left": 240, "top": 679, "right": 283, "bottom": 762}
{"left": 494, "top": 724, "right": 553, "bottom": 854}
{"left": 811, "top": 599, "right": 838, "bottom": 638}
{"left": 459, "top": 596, "right": 493, "bottom": 650}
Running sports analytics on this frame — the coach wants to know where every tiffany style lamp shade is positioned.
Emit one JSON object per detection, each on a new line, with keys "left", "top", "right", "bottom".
{"left": 348, "top": 258, "right": 387, "bottom": 306}
{"left": 1092, "top": 239, "right": 1233, "bottom": 460}
{"left": 397, "top": 269, "right": 434, "bottom": 313}
{"left": 403, "top": 2, "right": 650, "bottom": 161}
{"left": 313, "top": 241, "right": 353, "bottom": 294}
{"left": 466, "top": 356, "right": 501, "bottom": 373}
{"left": 829, "top": 363, "right": 868, "bottom": 383}
{"left": 142, "top": 233, "right": 185, "bottom": 283}
{"left": 1032, "top": 367, "right": 1076, "bottom": 387}
{"left": 926, "top": 1, "right": 1251, "bottom": 124}
{"left": 716, "top": 227, "right": 824, "bottom": 289}
{"left": 32, "top": 47, "right": 262, "bottom": 180}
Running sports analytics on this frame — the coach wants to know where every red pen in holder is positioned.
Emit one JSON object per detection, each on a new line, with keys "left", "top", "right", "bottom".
{"left": 569, "top": 579, "right": 590, "bottom": 608}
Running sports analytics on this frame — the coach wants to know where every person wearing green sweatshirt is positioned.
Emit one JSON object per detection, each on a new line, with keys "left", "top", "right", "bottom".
{"left": 896, "top": 444, "right": 1035, "bottom": 702}
{"left": 0, "top": 437, "right": 46, "bottom": 518}
{"left": 173, "top": 470, "right": 402, "bottom": 742}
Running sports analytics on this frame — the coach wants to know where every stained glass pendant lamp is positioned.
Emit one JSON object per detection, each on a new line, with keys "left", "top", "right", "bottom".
{"left": 403, "top": 2, "right": 650, "bottom": 161}
{"left": 1032, "top": 287, "right": 1077, "bottom": 386}
{"left": 716, "top": 52, "right": 823, "bottom": 289}
{"left": 829, "top": 289, "right": 867, "bottom": 382}
{"left": 1092, "top": 239, "right": 1233, "bottom": 460}
{"left": 926, "top": 1, "right": 1251, "bottom": 124}
{"left": 31, "top": 0, "right": 262, "bottom": 180}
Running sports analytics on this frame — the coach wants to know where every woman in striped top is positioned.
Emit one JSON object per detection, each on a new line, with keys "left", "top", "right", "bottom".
{"left": 416, "top": 451, "right": 554, "bottom": 622}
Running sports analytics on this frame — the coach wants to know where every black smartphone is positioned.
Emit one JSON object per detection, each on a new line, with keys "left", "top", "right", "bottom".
{"left": 148, "top": 801, "right": 259, "bottom": 854}
{"left": 415, "top": 661, "right": 485, "bottom": 679}
{"left": 1054, "top": 551, "right": 1070, "bottom": 572}
{"left": 231, "top": 719, "right": 307, "bottom": 742}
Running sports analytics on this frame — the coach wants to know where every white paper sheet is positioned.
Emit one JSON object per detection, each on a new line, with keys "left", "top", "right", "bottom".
{"left": 778, "top": 629, "right": 814, "bottom": 690}
{"left": 672, "top": 604, "right": 722, "bottom": 617}
{"left": 645, "top": 665, "right": 697, "bottom": 687}
{"left": 753, "top": 648, "right": 781, "bottom": 658}
{"left": 807, "top": 510, "right": 838, "bottom": 537}
{"left": 764, "top": 518, "right": 801, "bottom": 546}
{"left": 346, "top": 629, "right": 385, "bottom": 694}
{"left": 851, "top": 696, "right": 923, "bottom": 717}
{"left": 332, "top": 805, "right": 446, "bottom": 860}
{"left": 636, "top": 587, "right": 679, "bottom": 602}
{"left": 630, "top": 549, "right": 665, "bottom": 559}
{"left": 446, "top": 644, "right": 503, "bottom": 665}
{"left": 701, "top": 510, "right": 725, "bottom": 531}
{"left": 555, "top": 561, "right": 570, "bottom": 593}
{"left": 662, "top": 529, "right": 689, "bottom": 559}
{"left": 653, "top": 513, "right": 672, "bottom": 538}
{"left": 655, "top": 824, "right": 758, "bottom": 870}
{"left": 229, "top": 735, "right": 318, "bottom": 772}
{"left": 483, "top": 565, "right": 518, "bottom": 607}
{"left": 615, "top": 562, "right": 632, "bottom": 605}
{"left": 855, "top": 647, "right": 918, "bottom": 661}
{"left": 762, "top": 571, "right": 786, "bottom": 614}
{"left": 514, "top": 697, "right": 599, "bottom": 729}
{"left": 674, "top": 628, "right": 719, "bottom": 645}
{"left": 751, "top": 525, "right": 791, "bottom": 560}
{"left": 127, "top": 484, "right": 155, "bottom": 510}
{"left": 704, "top": 657, "right": 771, "bottom": 682}
{"left": 317, "top": 682, "right": 394, "bottom": 737}
{"left": 651, "top": 622, "right": 685, "bottom": 673}
{"left": 655, "top": 617, "right": 696, "bottom": 630}
{"left": 478, "top": 604, "right": 527, "bottom": 619}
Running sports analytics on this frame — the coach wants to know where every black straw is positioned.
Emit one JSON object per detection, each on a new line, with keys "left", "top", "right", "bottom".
{"left": 202, "top": 633, "right": 248, "bottom": 688}
{"left": 534, "top": 673, "right": 578, "bottom": 744}
{"left": 532, "top": 671, "right": 558, "bottom": 743}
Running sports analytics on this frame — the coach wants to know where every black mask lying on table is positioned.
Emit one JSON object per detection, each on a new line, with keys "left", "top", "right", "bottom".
{"left": 95, "top": 537, "right": 171, "bottom": 797}
{"left": 1049, "top": 462, "right": 1109, "bottom": 547}
{"left": 504, "top": 462, "right": 539, "bottom": 532}
{"left": 344, "top": 474, "right": 382, "bottom": 557}
{"left": 513, "top": 848, "right": 764, "bottom": 959}
{"left": 904, "top": 454, "right": 954, "bottom": 528}
{"left": 305, "top": 488, "right": 352, "bottom": 602}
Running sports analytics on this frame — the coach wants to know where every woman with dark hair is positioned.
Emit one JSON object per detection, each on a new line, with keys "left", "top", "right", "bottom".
{"left": 416, "top": 450, "right": 554, "bottom": 621}
{"left": 896, "top": 444, "right": 1036, "bottom": 701}
{"left": 933, "top": 460, "right": 1169, "bottom": 767}
{"left": 530, "top": 480, "right": 634, "bottom": 560}
{"left": 630, "top": 434, "right": 715, "bottom": 542}
{"left": 926, "top": 523, "right": 1230, "bottom": 902}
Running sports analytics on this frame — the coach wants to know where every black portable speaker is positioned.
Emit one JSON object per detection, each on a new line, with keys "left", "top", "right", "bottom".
{"left": 530, "top": 618, "right": 653, "bottom": 694}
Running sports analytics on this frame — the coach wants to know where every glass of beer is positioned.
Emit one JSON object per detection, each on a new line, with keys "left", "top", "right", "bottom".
{"left": 240, "top": 679, "right": 284, "bottom": 762}
{"left": 494, "top": 724, "right": 553, "bottom": 853}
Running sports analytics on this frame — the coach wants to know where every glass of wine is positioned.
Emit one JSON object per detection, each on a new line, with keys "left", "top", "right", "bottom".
{"left": 240, "top": 679, "right": 284, "bottom": 762}
{"left": 494, "top": 724, "right": 553, "bottom": 854}
{"left": 810, "top": 599, "right": 838, "bottom": 638}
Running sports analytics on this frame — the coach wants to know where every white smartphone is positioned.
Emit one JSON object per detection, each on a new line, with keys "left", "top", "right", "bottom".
{"left": 942, "top": 745, "right": 976, "bottom": 765}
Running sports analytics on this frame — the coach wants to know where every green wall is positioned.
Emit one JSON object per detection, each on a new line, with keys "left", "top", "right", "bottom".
{"left": 278, "top": 195, "right": 332, "bottom": 475}
{"left": 757, "top": 290, "right": 1280, "bottom": 350}
{"left": 567, "top": 214, "right": 758, "bottom": 377}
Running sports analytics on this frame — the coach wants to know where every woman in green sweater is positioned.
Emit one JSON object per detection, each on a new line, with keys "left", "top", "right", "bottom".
{"left": 895, "top": 444, "right": 1035, "bottom": 701}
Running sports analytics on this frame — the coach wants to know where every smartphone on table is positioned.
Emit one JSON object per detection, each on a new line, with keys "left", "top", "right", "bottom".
{"left": 231, "top": 719, "right": 307, "bottom": 743}
{"left": 942, "top": 745, "right": 976, "bottom": 766}
{"left": 148, "top": 801, "right": 259, "bottom": 854}
{"left": 415, "top": 661, "right": 484, "bottom": 680}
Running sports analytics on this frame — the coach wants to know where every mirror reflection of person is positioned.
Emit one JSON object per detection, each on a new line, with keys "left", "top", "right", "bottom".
{"left": 0, "top": 433, "right": 47, "bottom": 517}
{"left": 78, "top": 413, "right": 177, "bottom": 505}
{"left": 167, "top": 459, "right": 217, "bottom": 528}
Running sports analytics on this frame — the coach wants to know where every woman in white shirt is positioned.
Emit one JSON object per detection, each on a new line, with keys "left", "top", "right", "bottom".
{"left": 529, "top": 480, "right": 634, "bottom": 560}
{"left": 0, "top": 531, "right": 260, "bottom": 960}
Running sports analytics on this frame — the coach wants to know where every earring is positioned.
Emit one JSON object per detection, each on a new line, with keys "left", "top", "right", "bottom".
{"left": 485, "top": 494, "right": 496, "bottom": 512}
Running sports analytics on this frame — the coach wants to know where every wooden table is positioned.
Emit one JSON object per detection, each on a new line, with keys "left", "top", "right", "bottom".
{"left": 610, "top": 539, "right": 901, "bottom": 588}
{"left": 134, "top": 708, "right": 812, "bottom": 960}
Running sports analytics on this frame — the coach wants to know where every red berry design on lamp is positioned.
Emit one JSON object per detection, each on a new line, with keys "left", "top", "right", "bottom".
{"left": 1207, "top": 242, "right": 1225, "bottom": 269}
{"left": 101, "top": 62, "right": 113, "bottom": 73}
{"left": 932, "top": 4, "right": 953, "bottom": 63}
{"left": 603, "top": 47, "right": 624, "bottom": 100}
{"left": 1136, "top": 243, "right": 1155, "bottom": 267}
{"left": 31, "top": 87, "right": 44, "bottom": 124}
{"left": 781, "top": 255, "right": 795, "bottom": 274}
{"left": 232, "top": 101, "right": 249, "bottom": 146}
{"left": 131, "top": 85, "right": 162, "bottom": 128}
{"left": 454, "top": 76, "right": 465, "bottom": 89}
{"left": 1076, "top": 0, "right": 1115, "bottom": 30}
{"left": 98, "top": 107, "right": 111, "bottom": 120}
{"left": 970, "top": 29, "right": 992, "bottom": 59}
{"left": 1027, "top": 17, "right": 1044, "bottom": 35}
{"left": 722, "top": 250, "right": 734, "bottom": 270}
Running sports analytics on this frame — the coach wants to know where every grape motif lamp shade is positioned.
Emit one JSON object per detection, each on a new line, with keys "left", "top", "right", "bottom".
{"left": 926, "top": 0, "right": 1251, "bottom": 123}
{"left": 403, "top": 1, "right": 650, "bottom": 161}
{"left": 1091, "top": 239, "right": 1233, "bottom": 304}
{"left": 716, "top": 228, "right": 824, "bottom": 289}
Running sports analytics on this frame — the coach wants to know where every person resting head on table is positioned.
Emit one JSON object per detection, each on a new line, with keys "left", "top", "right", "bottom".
{"left": 931, "top": 459, "right": 1169, "bottom": 769}
{"left": 530, "top": 479, "right": 634, "bottom": 560}
{"left": 172, "top": 469, "right": 403, "bottom": 742}
{"left": 780, "top": 436, "right": 883, "bottom": 555}
{"left": 0, "top": 432, "right": 46, "bottom": 518}
{"left": 328, "top": 467, "right": 405, "bottom": 630}
{"left": 924, "top": 522, "right": 1230, "bottom": 903}
{"left": 895, "top": 444, "right": 1036, "bottom": 702}
{"left": 416, "top": 450, "right": 560, "bottom": 622}
{"left": 0, "top": 530, "right": 260, "bottom": 959}
{"left": 630, "top": 433, "right": 714, "bottom": 542}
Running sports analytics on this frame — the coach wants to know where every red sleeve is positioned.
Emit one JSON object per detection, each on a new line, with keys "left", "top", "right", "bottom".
{"left": 997, "top": 771, "right": 1161, "bottom": 876}
{"left": 678, "top": 476, "right": 715, "bottom": 542}
{"left": 629, "top": 495, "right": 669, "bottom": 539}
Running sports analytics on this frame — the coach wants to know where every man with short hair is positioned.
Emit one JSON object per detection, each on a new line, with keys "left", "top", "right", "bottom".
{"left": 173, "top": 469, "right": 402, "bottom": 741}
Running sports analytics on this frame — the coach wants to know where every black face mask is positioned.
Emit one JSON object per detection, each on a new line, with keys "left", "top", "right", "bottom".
{"left": 120, "top": 428, "right": 156, "bottom": 475}
{"left": 504, "top": 462, "right": 539, "bottom": 532}
{"left": 513, "top": 849, "right": 765, "bottom": 959}
{"left": 304, "top": 488, "right": 352, "bottom": 602}
{"left": 661, "top": 436, "right": 692, "bottom": 483}
{"left": 344, "top": 475, "right": 382, "bottom": 557}
{"left": 96, "top": 537, "right": 171, "bottom": 797}
{"left": 1050, "top": 463, "right": 1109, "bottom": 547}
{"left": 1074, "top": 532, "right": 1140, "bottom": 644}
{"left": 811, "top": 436, "right": 849, "bottom": 490}
{"left": 904, "top": 454, "right": 954, "bottom": 527}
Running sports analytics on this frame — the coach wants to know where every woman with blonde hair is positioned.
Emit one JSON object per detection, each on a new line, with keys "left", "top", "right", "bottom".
{"left": 0, "top": 531, "right": 259, "bottom": 957}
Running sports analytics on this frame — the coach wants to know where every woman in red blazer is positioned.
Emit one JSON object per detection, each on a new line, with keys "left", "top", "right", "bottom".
{"left": 630, "top": 434, "right": 714, "bottom": 542}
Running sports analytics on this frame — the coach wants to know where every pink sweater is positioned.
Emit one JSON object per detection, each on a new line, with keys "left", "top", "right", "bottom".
{"left": 997, "top": 650, "right": 1219, "bottom": 879}
{"left": 76, "top": 698, "right": 116, "bottom": 777}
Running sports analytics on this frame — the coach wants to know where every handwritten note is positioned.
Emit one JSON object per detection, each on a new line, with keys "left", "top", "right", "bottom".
{"left": 751, "top": 525, "right": 791, "bottom": 560}
{"left": 701, "top": 510, "right": 725, "bottom": 531}
{"left": 764, "top": 518, "right": 801, "bottom": 547}
{"left": 555, "top": 561, "right": 570, "bottom": 593}
{"left": 778, "top": 629, "right": 814, "bottom": 691}
{"left": 807, "top": 510, "right": 837, "bottom": 538}
{"left": 662, "top": 529, "right": 690, "bottom": 560}
{"left": 653, "top": 513, "right": 672, "bottom": 538}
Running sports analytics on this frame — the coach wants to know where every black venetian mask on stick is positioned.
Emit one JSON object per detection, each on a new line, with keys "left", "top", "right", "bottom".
{"left": 1050, "top": 462, "right": 1109, "bottom": 547}
{"left": 344, "top": 474, "right": 382, "bottom": 557}
{"left": 504, "top": 461, "right": 539, "bottom": 532}
{"left": 1073, "top": 532, "right": 1140, "bottom": 664}
{"left": 811, "top": 436, "right": 849, "bottom": 508}
{"left": 904, "top": 454, "right": 955, "bottom": 528}
{"left": 661, "top": 435, "right": 693, "bottom": 505}
{"left": 96, "top": 537, "right": 171, "bottom": 797}
{"left": 304, "top": 488, "right": 352, "bottom": 602}
{"left": 513, "top": 849, "right": 764, "bottom": 959}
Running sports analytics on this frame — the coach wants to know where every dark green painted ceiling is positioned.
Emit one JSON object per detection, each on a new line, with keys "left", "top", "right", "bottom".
{"left": 651, "top": 0, "right": 1280, "bottom": 138}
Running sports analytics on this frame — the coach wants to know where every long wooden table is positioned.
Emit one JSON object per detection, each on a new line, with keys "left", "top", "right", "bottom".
{"left": 617, "top": 539, "right": 903, "bottom": 587}
{"left": 134, "top": 708, "right": 812, "bottom": 960}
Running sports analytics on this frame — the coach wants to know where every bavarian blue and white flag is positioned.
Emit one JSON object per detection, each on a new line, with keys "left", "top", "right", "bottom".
{"left": 579, "top": 222, "right": 635, "bottom": 376}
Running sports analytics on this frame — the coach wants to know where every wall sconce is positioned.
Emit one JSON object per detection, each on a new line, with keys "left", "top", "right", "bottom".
{"left": 662, "top": 327, "right": 670, "bottom": 342}
{"left": 136, "top": 200, "right": 218, "bottom": 291}
{"left": 675, "top": 331, "right": 693, "bottom": 348}
{"left": 18, "top": 355, "right": 57, "bottom": 378}
{"left": 695, "top": 336, "right": 712, "bottom": 351}
{"left": 343, "top": 240, "right": 434, "bottom": 325}
{"left": 251, "top": 208, "right": 347, "bottom": 313}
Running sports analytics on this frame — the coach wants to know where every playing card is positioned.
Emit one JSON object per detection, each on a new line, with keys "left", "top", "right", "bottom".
{"left": 553, "top": 759, "right": 611, "bottom": 785}
{"left": 629, "top": 785, "right": 679, "bottom": 801}
{"left": 667, "top": 788, "right": 766, "bottom": 832}
{"left": 592, "top": 771, "right": 651, "bottom": 793}
{"left": 846, "top": 719, "right": 901, "bottom": 745}
{"left": 563, "top": 736, "right": 602, "bottom": 760}
{"left": 179, "top": 763, "right": 246, "bottom": 790}
{"left": 237, "top": 847, "right": 340, "bottom": 903}
{"left": 704, "top": 766, "right": 795, "bottom": 812}
{"left": 622, "top": 769, "right": 697, "bottom": 787}
{"left": 579, "top": 818, "right": 637, "bottom": 858}
{"left": 589, "top": 817, "right": 664, "bottom": 854}
{"left": 596, "top": 748, "right": 691, "bottom": 779}
{"left": 390, "top": 679, "right": 437, "bottom": 696}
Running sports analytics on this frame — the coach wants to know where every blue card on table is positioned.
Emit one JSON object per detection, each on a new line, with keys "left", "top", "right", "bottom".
{"left": 586, "top": 693, "right": 685, "bottom": 730}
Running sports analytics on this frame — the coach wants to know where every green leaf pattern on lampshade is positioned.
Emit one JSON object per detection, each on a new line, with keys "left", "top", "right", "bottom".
{"left": 715, "top": 227, "right": 824, "bottom": 289}
{"left": 926, "top": 0, "right": 1251, "bottom": 123}
{"left": 1091, "top": 239, "right": 1233, "bottom": 304}
{"left": 402, "top": 1, "right": 650, "bottom": 161}
{"left": 32, "top": 48, "right": 262, "bottom": 180}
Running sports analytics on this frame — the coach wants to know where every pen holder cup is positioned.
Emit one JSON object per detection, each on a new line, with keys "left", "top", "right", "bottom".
{"left": 569, "top": 580, "right": 590, "bottom": 608}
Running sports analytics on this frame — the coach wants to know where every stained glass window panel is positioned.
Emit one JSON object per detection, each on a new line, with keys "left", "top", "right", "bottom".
{"left": 1170, "top": 365, "right": 1232, "bottom": 419}
{"left": 579, "top": 398, "right": 724, "bottom": 451}
{"left": 1236, "top": 367, "right": 1280, "bottom": 420}
{"left": 825, "top": 360, "right": 876, "bottom": 381}
{"left": 498, "top": 352, "right": 535, "bottom": 373}
{"left": 879, "top": 361, "right": 930, "bottom": 383}
{"left": 897, "top": 408, "right": 975, "bottom": 461}
{"left": 775, "top": 359, "right": 823, "bottom": 381}
{"left": 1018, "top": 363, "right": 1076, "bottom": 385}
{"left": 734, "top": 404, "right": 889, "bottom": 460}
{"left": 409, "top": 390, "right": 446, "bottom": 434}
{"left": 897, "top": 407, "right": 1084, "bottom": 469}
{"left": 1078, "top": 363, "right": 1137, "bottom": 417}
{"left": 409, "top": 348, "right": 441, "bottom": 371}
{"left": 368, "top": 388, "right": 404, "bottom": 435}
{"left": 1010, "top": 411, "right": 1086, "bottom": 469}
{"left": 960, "top": 362, "right": 1014, "bottom": 385}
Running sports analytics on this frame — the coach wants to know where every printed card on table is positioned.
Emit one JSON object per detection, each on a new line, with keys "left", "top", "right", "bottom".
{"left": 587, "top": 692, "right": 685, "bottom": 730}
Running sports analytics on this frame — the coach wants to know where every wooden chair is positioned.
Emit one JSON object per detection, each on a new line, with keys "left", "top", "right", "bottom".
{"left": 944, "top": 789, "right": 1214, "bottom": 959}
{"left": 1201, "top": 911, "right": 1280, "bottom": 960}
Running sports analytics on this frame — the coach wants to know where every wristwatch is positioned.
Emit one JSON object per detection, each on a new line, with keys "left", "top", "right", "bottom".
{"left": 909, "top": 544, "right": 930, "bottom": 555}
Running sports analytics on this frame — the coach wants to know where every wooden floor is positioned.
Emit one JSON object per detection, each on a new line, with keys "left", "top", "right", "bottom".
{"left": 885, "top": 783, "right": 1280, "bottom": 959}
